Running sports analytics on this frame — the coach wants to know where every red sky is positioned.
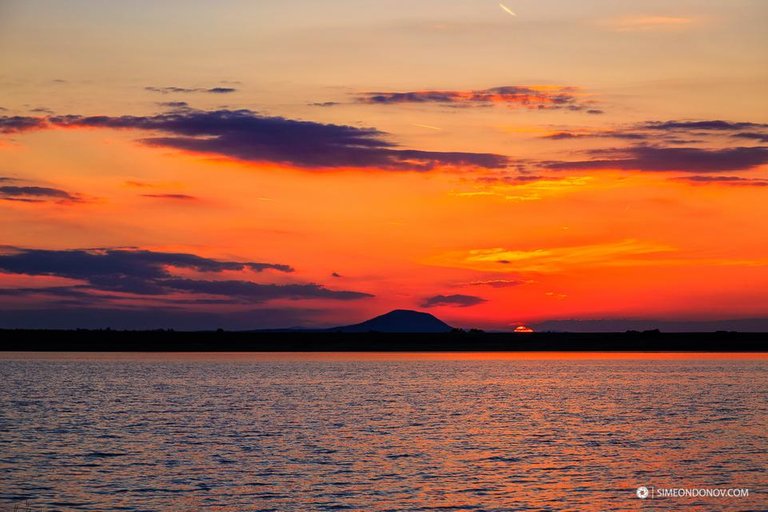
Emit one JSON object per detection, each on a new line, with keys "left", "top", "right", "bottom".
{"left": 1, "top": 0, "right": 767, "bottom": 330}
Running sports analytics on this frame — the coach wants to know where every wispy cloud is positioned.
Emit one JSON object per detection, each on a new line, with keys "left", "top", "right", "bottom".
{"left": 141, "top": 193, "right": 199, "bottom": 200}
{"left": 432, "top": 240, "right": 675, "bottom": 274}
{"left": 145, "top": 86, "right": 237, "bottom": 94}
{"left": 672, "top": 175, "right": 768, "bottom": 187}
{"left": 465, "top": 279, "right": 528, "bottom": 288}
{"left": 0, "top": 177, "right": 83, "bottom": 204}
{"left": 421, "top": 294, "right": 487, "bottom": 308}
{"left": 600, "top": 16, "right": 696, "bottom": 32}
{"left": 353, "top": 86, "right": 603, "bottom": 113}
{"left": 544, "top": 146, "right": 768, "bottom": 173}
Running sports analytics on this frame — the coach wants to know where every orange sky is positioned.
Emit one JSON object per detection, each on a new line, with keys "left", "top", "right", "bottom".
{"left": 1, "top": 0, "right": 767, "bottom": 330}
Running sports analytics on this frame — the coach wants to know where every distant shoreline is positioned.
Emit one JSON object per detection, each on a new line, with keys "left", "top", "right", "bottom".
{"left": 1, "top": 330, "right": 766, "bottom": 352}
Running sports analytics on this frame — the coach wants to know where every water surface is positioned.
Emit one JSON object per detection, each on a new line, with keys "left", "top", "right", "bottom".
{"left": 1, "top": 352, "right": 766, "bottom": 511}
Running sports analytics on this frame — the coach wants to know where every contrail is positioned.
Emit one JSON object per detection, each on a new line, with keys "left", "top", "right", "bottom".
{"left": 499, "top": 3, "right": 517, "bottom": 16}
{"left": 413, "top": 123, "right": 442, "bottom": 131}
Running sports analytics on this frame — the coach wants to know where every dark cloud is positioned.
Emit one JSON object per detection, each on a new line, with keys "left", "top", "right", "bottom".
{"left": 141, "top": 193, "right": 198, "bottom": 200}
{"left": 544, "top": 119, "right": 768, "bottom": 144}
{"left": 0, "top": 247, "right": 294, "bottom": 280}
{"left": 542, "top": 131, "right": 581, "bottom": 140}
{"left": 641, "top": 120, "right": 768, "bottom": 132}
{"left": 161, "top": 279, "right": 371, "bottom": 301}
{"left": 0, "top": 109, "right": 508, "bottom": 170}
{"left": 310, "top": 102, "right": 340, "bottom": 107}
{"left": 0, "top": 247, "right": 373, "bottom": 306}
{"left": 157, "top": 101, "right": 191, "bottom": 110}
{"left": 475, "top": 174, "right": 560, "bottom": 185}
{"left": 544, "top": 145, "right": 768, "bottom": 173}
{"left": 672, "top": 175, "right": 768, "bottom": 187}
{"left": 542, "top": 131, "right": 648, "bottom": 141}
{"left": 0, "top": 115, "right": 46, "bottom": 133}
{"left": 0, "top": 186, "right": 80, "bottom": 203}
{"left": 467, "top": 279, "right": 526, "bottom": 288}
{"left": 733, "top": 132, "right": 768, "bottom": 143}
{"left": 421, "top": 294, "right": 487, "bottom": 308}
{"left": 0, "top": 306, "right": 323, "bottom": 330}
{"left": 355, "top": 86, "right": 599, "bottom": 112}
{"left": 145, "top": 86, "right": 237, "bottom": 94}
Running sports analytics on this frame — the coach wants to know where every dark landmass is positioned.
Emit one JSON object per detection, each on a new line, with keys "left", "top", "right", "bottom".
{"left": 330, "top": 309, "right": 453, "bottom": 333}
{"left": 0, "top": 329, "right": 766, "bottom": 352}
{"left": 534, "top": 317, "right": 768, "bottom": 333}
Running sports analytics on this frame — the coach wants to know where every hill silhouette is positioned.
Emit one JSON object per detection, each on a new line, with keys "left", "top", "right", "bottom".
{"left": 330, "top": 309, "right": 454, "bottom": 333}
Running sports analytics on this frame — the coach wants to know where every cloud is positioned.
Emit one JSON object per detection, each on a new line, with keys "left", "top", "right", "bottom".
{"left": 544, "top": 146, "right": 768, "bottom": 173}
{"left": 641, "top": 120, "right": 768, "bottom": 132}
{"left": 160, "top": 279, "right": 371, "bottom": 301}
{"left": 0, "top": 185, "right": 81, "bottom": 203}
{"left": 0, "top": 109, "right": 509, "bottom": 170}
{"left": 0, "top": 247, "right": 373, "bottom": 307}
{"left": 141, "top": 193, "right": 198, "bottom": 200}
{"left": 733, "top": 132, "right": 768, "bottom": 143}
{"left": 354, "top": 86, "right": 600, "bottom": 112}
{"left": 543, "top": 120, "right": 768, "bottom": 145}
{"left": 466, "top": 279, "right": 527, "bottom": 288}
{"left": 0, "top": 115, "right": 47, "bottom": 133}
{"left": 421, "top": 294, "right": 487, "bottom": 308}
{"left": 432, "top": 239, "right": 674, "bottom": 274}
{"left": 541, "top": 130, "right": 648, "bottom": 141}
{"left": 145, "top": 86, "right": 237, "bottom": 94}
{"left": 157, "top": 101, "right": 191, "bottom": 110}
{"left": 672, "top": 175, "right": 768, "bottom": 187}
{"left": 600, "top": 16, "right": 695, "bottom": 32}
{"left": 0, "top": 247, "right": 294, "bottom": 278}
{"left": 0, "top": 306, "right": 324, "bottom": 330}
{"left": 476, "top": 174, "right": 557, "bottom": 185}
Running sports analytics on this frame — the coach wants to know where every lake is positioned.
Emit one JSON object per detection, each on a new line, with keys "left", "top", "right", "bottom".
{"left": 1, "top": 352, "right": 766, "bottom": 511}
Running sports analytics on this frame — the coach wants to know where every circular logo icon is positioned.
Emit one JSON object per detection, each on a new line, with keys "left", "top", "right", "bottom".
{"left": 636, "top": 486, "right": 650, "bottom": 499}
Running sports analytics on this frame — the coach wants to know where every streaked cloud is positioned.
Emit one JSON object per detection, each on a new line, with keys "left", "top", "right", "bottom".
{"left": 354, "top": 86, "right": 602, "bottom": 113}
{"left": 544, "top": 146, "right": 768, "bottom": 173}
{"left": 432, "top": 239, "right": 675, "bottom": 274}
{"left": 672, "top": 175, "right": 768, "bottom": 187}
{"left": 466, "top": 279, "right": 528, "bottom": 288}
{"left": 0, "top": 185, "right": 80, "bottom": 203}
{"left": 145, "top": 86, "right": 237, "bottom": 94}
{"left": 421, "top": 294, "right": 487, "bottom": 308}
{"left": 0, "top": 177, "right": 82, "bottom": 203}
{"left": 141, "top": 193, "right": 199, "bottom": 200}
{"left": 600, "top": 16, "right": 695, "bottom": 32}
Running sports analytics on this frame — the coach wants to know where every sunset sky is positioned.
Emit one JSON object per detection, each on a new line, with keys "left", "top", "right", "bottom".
{"left": 1, "top": 0, "right": 767, "bottom": 330}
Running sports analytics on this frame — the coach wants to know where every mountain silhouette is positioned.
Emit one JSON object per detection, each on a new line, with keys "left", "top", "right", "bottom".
{"left": 331, "top": 309, "right": 454, "bottom": 333}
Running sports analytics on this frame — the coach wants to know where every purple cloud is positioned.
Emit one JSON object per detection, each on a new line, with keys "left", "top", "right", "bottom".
{"left": 544, "top": 146, "right": 768, "bottom": 173}
{"left": 421, "top": 294, "right": 487, "bottom": 308}
{"left": 0, "top": 109, "right": 509, "bottom": 171}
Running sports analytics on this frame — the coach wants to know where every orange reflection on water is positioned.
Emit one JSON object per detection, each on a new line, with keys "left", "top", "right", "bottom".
{"left": 2, "top": 351, "right": 767, "bottom": 362}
